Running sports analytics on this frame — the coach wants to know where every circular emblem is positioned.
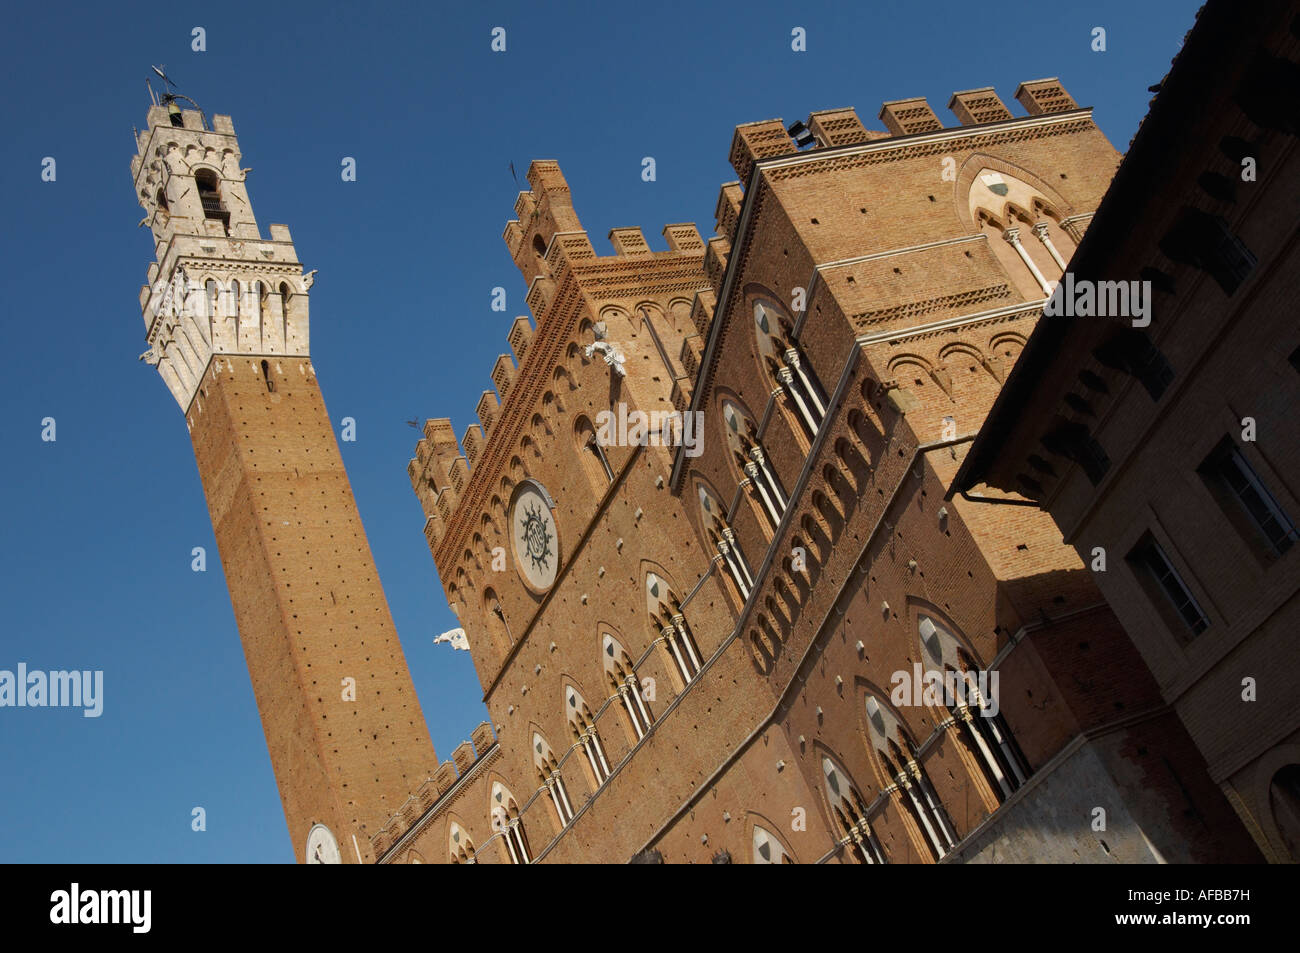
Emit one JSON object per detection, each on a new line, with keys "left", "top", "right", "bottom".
{"left": 305, "top": 823, "right": 341, "bottom": 864}
{"left": 510, "top": 482, "right": 560, "bottom": 591}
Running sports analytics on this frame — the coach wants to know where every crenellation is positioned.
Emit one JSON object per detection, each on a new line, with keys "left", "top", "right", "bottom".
{"left": 451, "top": 740, "right": 476, "bottom": 775}
{"left": 704, "top": 236, "right": 730, "bottom": 295}
{"left": 609, "top": 226, "right": 652, "bottom": 256}
{"left": 663, "top": 223, "right": 705, "bottom": 253}
{"left": 879, "top": 96, "right": 944, "bottom": 136}
{"left": 470, "top": 721, "right": 495, "bottom": 755}
{"left": 462, "top": 424, "right": 485, "bottom": 467}
{"left": 507, "top": 315, "right": 534, "bottom": 361}
{"left": 948, "top": 87, "right": 1014, "bottom": 126}
{"left": 1015, "top": 78, "right": 1079, "bottom": 116}
{"left": 714, "top": 182, "right": 744, "bottom": 241}
{"left": 491, "top": 354, "right": 516, "bottom": 400}
{"left": 433, "top": 761, "right": 457, "bottom": 792}
{"left": 729, "top": 118, "right": 795, "bottom": 181}
{"left": 807, "top": 107, "right": 882, "bottom": 146}
{"left": 690, "top": 288, "right": 716, "bottom": 336}
{"left": 476, "top": 389, "right": 501, "bottom": 433}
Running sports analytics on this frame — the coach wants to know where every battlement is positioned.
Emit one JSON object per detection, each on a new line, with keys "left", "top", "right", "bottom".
{"left": 724, "top": 80, "right": 1081, "bottom": 181}
{"left": 408, "top": 418, "right": 464, "bottom": 531}
{"left": 414, "top": 79, "right": 1087, "bottom": 563}
{"left": 370, "top": 721, "right": 498, "bottom": 860}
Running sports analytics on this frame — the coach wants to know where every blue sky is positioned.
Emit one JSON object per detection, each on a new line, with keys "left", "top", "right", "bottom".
{"left": 0, "top": 0, "right": 1200, "bottom": 862}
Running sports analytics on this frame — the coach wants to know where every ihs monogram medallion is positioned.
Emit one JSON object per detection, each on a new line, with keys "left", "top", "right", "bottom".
{"left": 510, "top": 482, "right": 560, "bottom": 591}
{"left": 519, "top": 501, "right": 553, "bottom": 574}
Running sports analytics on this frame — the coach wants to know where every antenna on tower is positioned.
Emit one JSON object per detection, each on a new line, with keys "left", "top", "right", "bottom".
{"left": 151, "top": 64, "right": 178, "bottom": 91}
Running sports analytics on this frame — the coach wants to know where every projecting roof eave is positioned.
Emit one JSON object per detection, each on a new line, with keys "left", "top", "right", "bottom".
{"left": 948, "top": 0, "right": 1253, "bottom": 499}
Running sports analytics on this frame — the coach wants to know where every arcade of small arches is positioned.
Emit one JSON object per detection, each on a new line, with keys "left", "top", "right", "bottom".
{"left": 967, "top": 167, "right": 1080, "bottom": 300}
{"left": 440, "top": 599, "right": 704, "bottom": 864}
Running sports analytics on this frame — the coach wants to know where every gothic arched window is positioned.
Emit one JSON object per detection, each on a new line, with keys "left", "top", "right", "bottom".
{"left": 968, "top": 169, "right": 1072, "bottom": 298}
{"left": 722, "top": 400, "right": 786, "bottom": 534}
{"left": 565, "top": 684, "right": 612, "bottom": 787}
{"left": 864, "top": 694, "right": 958, "bottom": 860}
{"left": 575, "top": 415, "right": 613, "bottom": 493}
{"left": 489, "top": 782, "right": 531, "bottom": 864}
{"left": 752, "top": 825, "right": 794, "bottom": 864}
{"left": 753, "top": 299, "right": 827, "bottom": 439}
{"left": 602, "top": 632, "right": 653, "bottom": 741}
{"left": 533, "top": 731, "right": 575, "bottom": 827}
{"left": 449, "top": 821, "right": 476, "bottom": 864}
{"left": 821, "top": 756, "right": 886, "bottom": 864}
{"left": 646, "top": 572, "right": 702, "bottom": 687}
{"left": 698, "top": 483, "right": 753, "bottom": 602}
{"left": 917, "top": 614, "right": 1030, "bottom": 802}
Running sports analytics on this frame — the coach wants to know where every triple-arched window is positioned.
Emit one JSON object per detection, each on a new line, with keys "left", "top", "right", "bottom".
{"left": 697, "top": 483, "right": 754, "bottom": 602}
{"left": 533, "top": 731, "right": 575, "bottom": 827}
{"left": 864, "top": 695, "right": 958, "bottom": 860}
{"left": 565, "top": 684, "right": 612, "bottom": 787}
{"left": 603, "top": 633, "right": 654, "bottom": 741}
{"left": 918, "top": 614, "right": 1030, "bottom": 802}
{"left": 753, "top": 299, "right": 827, "bottom": 439}
{"left": 821, "top": 756, "right": 887, "bottom": 864}
{"left": 968, "top": 168, "right": 1077, "bottom": 299}
{"left": 490, "top": 781, "right": 531, "bottom": 864}
{"left": 646, "top": 572, "right": 703, "bottom": 687}
{"left": 722, "top": 400, "right": 787, "bottom": 533}
{"left": 448, "top": 821, "right": 477, "bottom": 864}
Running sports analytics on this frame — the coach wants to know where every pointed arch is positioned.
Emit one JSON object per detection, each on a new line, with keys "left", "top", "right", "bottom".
{"left": 564, "top": 680, "right": 611, "bottom": 788}
{"left": 745, "top": 286, "right": 828, "bottom": 442}
{"left": 532, "top": 729, "right": 575, "bottom": 828}
{"left": 914, "top": 610, "right": 1031, "bottom": 803}
{"left": 448, "top": 818, "right": 477, "bottom": 864}
{"left": 645, "top": 568, "right": 703, "bottom": 690}
{"left": 489, "top": 780, "right": 531, "bottom": 864}
{"left": 749, "top": 816, "right": 798, "bottom": 864}
{"left": 574, "top": 414, "right": 614, "bottom": 494}
{"left": 694, "top": 477, "right": 753, "bottom": 605}
{"left": 820, "top": 752, "right": 886, "bottom": 864}
{"left": 602, "top": 629, "right": 654, "bottom": 741}
{"left": 863, "top": 691, "right": 959, "bottom": 860}
{"left": 719, "top": 394, "right": 786, "bottom": 534}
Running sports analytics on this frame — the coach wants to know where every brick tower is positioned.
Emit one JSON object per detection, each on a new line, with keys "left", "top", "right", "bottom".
{"left": 129, "top": 98, "right": 437, "bottom": 863}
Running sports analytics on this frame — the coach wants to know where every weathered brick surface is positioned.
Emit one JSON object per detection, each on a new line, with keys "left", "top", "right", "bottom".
{"left": 189, "top": 359, "right": 438, "bottom": 860}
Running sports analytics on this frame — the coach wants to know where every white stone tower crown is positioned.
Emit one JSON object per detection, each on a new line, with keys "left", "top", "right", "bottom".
{"left": 131, "top": 102, "right": 312, "bottom": 411}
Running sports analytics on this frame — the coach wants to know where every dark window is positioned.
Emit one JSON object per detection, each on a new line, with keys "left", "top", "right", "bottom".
{"left": 1040, "top": 420, "right": 1110, "bottom": 486}
{"left": 1158, "top": 207, "right": 1256, "bottom": 296}
{"left": 1092, "top": 328, "right": 1174, "bottom": 401}
{"left": 1199, "top": 438, "right": 1297, "bottom": 558}
{"left": 194, "top": 169, "right": 230, "bottom": 233}
{"left": 1129, "top": 536, "right": 1209, "bottom": 639}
